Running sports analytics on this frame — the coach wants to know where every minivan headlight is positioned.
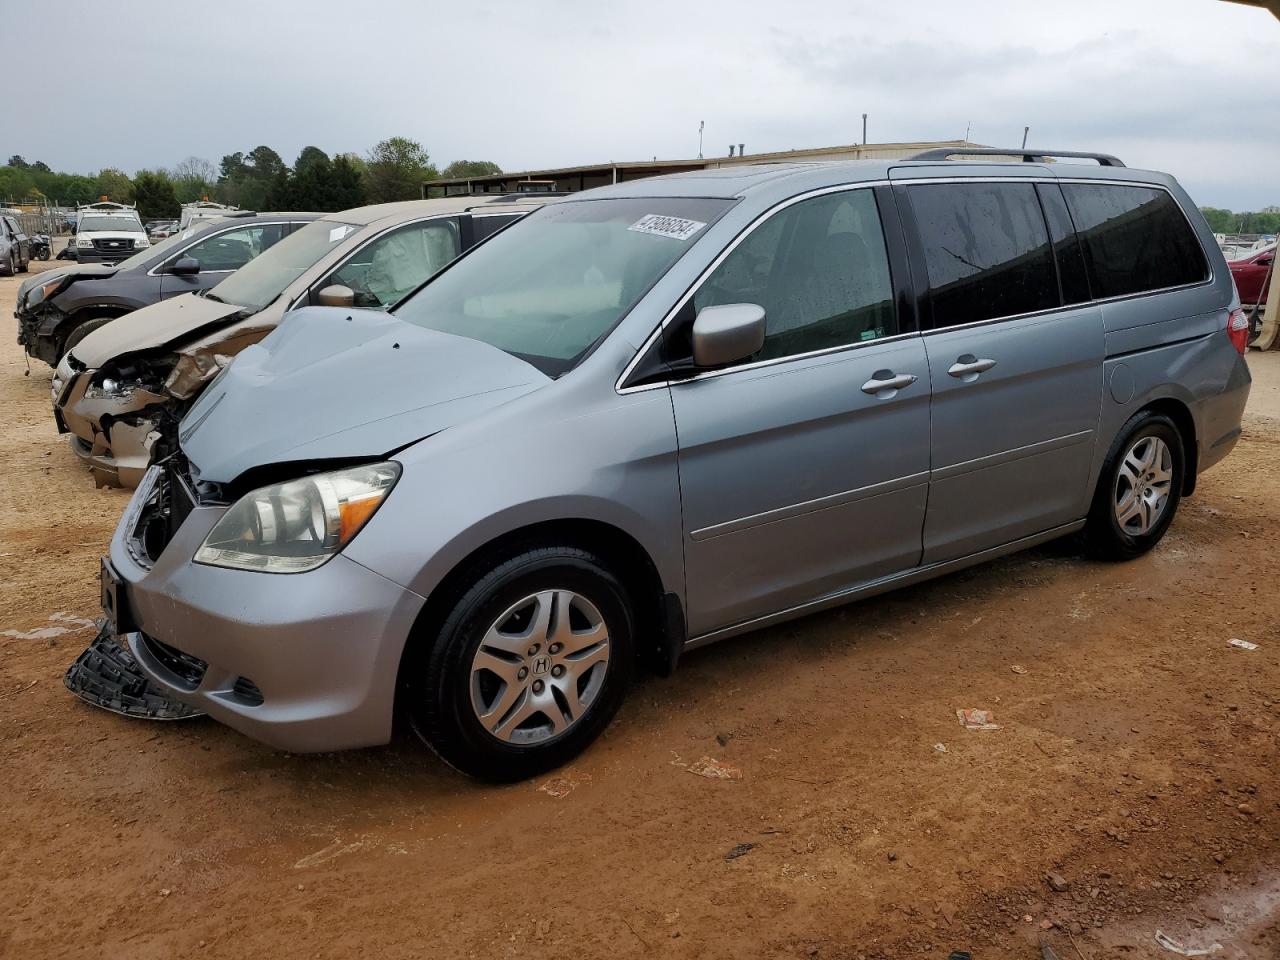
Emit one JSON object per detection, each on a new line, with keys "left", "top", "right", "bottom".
{"left": 194, "top": 462, "right": 400, "bottom": 573}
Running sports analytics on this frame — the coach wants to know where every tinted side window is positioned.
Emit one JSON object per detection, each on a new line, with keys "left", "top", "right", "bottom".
{"left": 1062, "top": 184, "right": 1208, "bottom": 298}
{"left": 1036, "top": 183, "right": 1091, "bottom": 306}
{"left": 909, "top": 182, "right": 1059, "bottom": 327}
{"left": 692, "top": 189, "right": 896, "bottom": 362}
{"left": 472, "top": 214, "right": 520, "bottom": 243}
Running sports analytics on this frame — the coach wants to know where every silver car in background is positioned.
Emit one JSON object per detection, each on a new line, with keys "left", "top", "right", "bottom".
{"left": 101, "top": 150, "right": 1250, "bottom": 780}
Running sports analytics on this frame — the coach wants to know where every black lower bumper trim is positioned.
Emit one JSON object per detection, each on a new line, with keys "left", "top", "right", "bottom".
{"left": 63, "top": 628, "right": 205, "bottom": 720}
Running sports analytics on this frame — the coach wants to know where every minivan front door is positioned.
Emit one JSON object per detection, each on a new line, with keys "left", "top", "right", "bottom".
{"left": 899, "top": 180, "right": 1104, "bottom": 564}
{"left": 668, "top": 187, "right": 930, "bottom": 637}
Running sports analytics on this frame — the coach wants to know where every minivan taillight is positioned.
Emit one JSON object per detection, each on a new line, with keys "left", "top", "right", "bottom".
{"left": 1228, "top": 308, "right": 1249, "bottom": 354}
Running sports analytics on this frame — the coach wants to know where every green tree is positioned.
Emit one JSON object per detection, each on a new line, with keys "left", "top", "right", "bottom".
{"left": 329, "top": 154, "right": 367, "bottom": 211}
{"left": 1199, "top": 207, "right": 1234, "bottom": 233}
{"left": 132, "top": 170, "right": 180, "bottom": 220}
{"left": 93, "top": 168, "right": 134, "bottom": 204}
{"left": 7, "top": 155, "right": 27, "bottom": 168}
{"left": 365, "top": 137, "right": 437, "bottom": 203}
{"left": 441, "top": 160, "right": 502, "bottom": 179}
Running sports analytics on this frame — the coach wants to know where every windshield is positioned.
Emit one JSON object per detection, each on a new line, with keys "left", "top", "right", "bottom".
{"left": 80, "top": 215, "right": 143, "bottom": 233}
{"left": 115, "top": 228, "right": 195, "bottom": 270}
{"left": 208, "top": 219, "right": 359, "bottom": 312}
{"left": 394, "top": 197, "right": 734, "bottom": 376}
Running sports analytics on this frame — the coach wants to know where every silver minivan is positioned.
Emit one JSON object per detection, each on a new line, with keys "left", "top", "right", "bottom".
{"left": 96, "top": 149, "right": 1251, "bottom": 780}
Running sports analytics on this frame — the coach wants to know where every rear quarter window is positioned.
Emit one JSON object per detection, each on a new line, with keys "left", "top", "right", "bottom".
{"left": 1061, "top": 183, "right": 1209, "bottom": 299}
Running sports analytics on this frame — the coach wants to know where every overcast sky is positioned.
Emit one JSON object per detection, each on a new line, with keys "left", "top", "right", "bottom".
{"left": 4, "top": 0, "right": 1278, "bottom": 209}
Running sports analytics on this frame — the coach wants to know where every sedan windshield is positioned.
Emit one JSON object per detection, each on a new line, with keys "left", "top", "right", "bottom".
{"left": 80, "top": 215, "right": 143, "bottom": 233}
{"left": 115, "top": 228, "right": 195, "bottom": 270}
{"left": 207, "top": 219, "right": 359, "bottom": 312}
{"left": 393, "top": 197, "right": 733, "bottom": 376}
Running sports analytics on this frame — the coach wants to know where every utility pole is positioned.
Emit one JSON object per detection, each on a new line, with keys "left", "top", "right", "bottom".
{"left": 1021, "top": 126, "right": 1030, "bottom": 149}
{"left": 862, "top": 113, "right": 868, "bottom": 146}
{"left": 698, "top": 120, "right": 704, "bottom": 160}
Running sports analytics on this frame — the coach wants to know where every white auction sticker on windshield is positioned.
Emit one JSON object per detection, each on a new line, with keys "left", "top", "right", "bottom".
{"left": 628, "top": 214, "right": 706, "bottom": 242}
{"left": 328, "top": 225, "right": 354, "bottom": 243}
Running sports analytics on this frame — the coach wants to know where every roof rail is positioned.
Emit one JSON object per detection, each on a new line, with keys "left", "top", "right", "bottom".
{"left": 906, "top": 147, "right": 1125, "bottom": 168}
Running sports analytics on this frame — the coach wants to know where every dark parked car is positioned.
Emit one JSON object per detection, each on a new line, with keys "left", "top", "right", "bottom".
{"left": 1, "top": 215, "right": 31, "bottom": 276}
{"left": 1228, "top": 243, "right": 1274, "bottom": 307}
{"left": 16, "top": 212, "right": 319, "bottom": 365}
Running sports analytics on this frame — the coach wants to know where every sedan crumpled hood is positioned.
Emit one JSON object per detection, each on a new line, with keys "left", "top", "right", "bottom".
{"left": 70, "top": 293, "right": 244, "bottom": 368}
{"left": 179, "top": 306, "right": 549, "bottom": 484}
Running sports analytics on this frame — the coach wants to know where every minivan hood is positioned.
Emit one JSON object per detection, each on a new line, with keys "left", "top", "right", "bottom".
{"left": 179, "top": 306, "right": 549, "bottom": 484}
{"left": 70, "top": 293, "right": 245, "bottom": 368}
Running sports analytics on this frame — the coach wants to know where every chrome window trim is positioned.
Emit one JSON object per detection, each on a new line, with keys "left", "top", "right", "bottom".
{"left": 145, "top": 220, "right": 312, "bottom": 278}
{"left": 616, "top": 175, "right": 1216, "bottom": 395}
{"left": 616, "top": 180, "right": 894, "bottom": 395}
{"left": 286, "top": 213, "right": 463, "bottom": 312}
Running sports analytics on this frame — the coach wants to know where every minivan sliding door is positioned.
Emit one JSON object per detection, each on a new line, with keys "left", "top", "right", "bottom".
{"left": 898, "top": 180, "right": 1104, "bottom": 564}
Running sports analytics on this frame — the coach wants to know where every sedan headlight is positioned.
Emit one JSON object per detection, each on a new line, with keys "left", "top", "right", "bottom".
{"left": 26, "top": 277, "right": 63, "bottom": 309}
{"left": 84, "top": 376, "right": 135, "bottom": 401}
{"left": 195, "top": 462, "right": 400, "bottom": 573}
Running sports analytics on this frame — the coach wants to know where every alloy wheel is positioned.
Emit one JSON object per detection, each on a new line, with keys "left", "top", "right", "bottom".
{"left": 1113, "top": 435, "right": 1173, "bottom": 535}
{"left": 469, "top": 589, "right": 611, "bottom": 745}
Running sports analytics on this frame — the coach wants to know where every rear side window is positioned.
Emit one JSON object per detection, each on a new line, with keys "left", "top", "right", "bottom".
{"left": 908, "top": 182, "right": 1059, "bottom": 327}
{"left": 1061, "top": 184, "right": 1208, "bottom": 299}
{"left": 692, "top": 188, "right": 897, "bottom": 362}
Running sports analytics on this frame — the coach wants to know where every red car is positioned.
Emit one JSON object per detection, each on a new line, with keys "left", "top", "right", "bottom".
{"left": 1229, "top": 244, "right": 1274, "bottom": 306}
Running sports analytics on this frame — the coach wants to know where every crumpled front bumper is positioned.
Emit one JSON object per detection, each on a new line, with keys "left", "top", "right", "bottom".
{"left": 108, "top": 467, "right": 426, "bottom": 752}
{"left": 54, "top": 359, "right": 168, "bottom": 488}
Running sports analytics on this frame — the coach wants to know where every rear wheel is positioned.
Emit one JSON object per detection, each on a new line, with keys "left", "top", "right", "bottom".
{"left": 406, "top": 546, "right": 635, "bottom": 781}
{"left": 1, "top": 252, "right": 14, "bottom": 276}
{"left": 17, "top": 253, "right": 28, "bottom": 273}
{"left": 1083, "top": 411, "right": 1185, "bottom": 560}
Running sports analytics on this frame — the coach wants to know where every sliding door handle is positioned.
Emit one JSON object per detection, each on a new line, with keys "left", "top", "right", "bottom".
{"left": 947, "top": 355, "right": 997, "bottom": 381}
{"left": 861, "top": 372, "right": 918, "bottom": 397}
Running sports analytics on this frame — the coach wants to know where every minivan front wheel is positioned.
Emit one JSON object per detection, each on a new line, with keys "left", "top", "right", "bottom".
{"left": 1084, "top": 411, "right": 1185, "bottom": 560}
{"left": 407, "top": 546, "right": 635, "bottom": 781}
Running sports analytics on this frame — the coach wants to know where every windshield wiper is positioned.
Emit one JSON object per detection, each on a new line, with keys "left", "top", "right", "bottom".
{"left": 203, "top": 292, "right": 226, "bottom": 304}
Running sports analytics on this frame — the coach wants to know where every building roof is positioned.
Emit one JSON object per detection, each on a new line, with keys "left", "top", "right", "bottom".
{"left": 423, "top": 140, "right": 988, "bottom": 195}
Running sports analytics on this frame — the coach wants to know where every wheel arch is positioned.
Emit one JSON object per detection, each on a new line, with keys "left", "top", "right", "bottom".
{"left": 1138, "top": 395, "right": 1199, "bottom": 496}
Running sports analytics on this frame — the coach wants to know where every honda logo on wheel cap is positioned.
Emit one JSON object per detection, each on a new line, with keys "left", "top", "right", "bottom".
{"left": 532, "top": 656, "right": 550, "bottom": 676}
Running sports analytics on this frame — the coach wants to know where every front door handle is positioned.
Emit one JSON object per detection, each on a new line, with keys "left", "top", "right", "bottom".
{"left": 860, "top": 371, "right": 918, "bottom": 397}
{"left": 947, "top": 355, "right": 997, "bottom": 381}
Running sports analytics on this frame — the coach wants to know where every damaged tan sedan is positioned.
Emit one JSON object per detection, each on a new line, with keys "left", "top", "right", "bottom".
{"left": 52, "top": 195, "right": 551, "bottom": 486}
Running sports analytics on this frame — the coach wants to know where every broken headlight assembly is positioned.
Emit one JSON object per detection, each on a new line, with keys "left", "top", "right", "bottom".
{"left": 85, "top": 375, "right": 138, "bottom": 402}
{"left": 25, "top": 277, "right": 65, "bottom": 310}
{"left": 194, "top": 462, "right": 400, "bottom": 573}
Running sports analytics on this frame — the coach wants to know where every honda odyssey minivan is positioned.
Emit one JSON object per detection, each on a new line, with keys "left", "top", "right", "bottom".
{"left": 93, "top": 149, "right": 1250, "bottom": 780}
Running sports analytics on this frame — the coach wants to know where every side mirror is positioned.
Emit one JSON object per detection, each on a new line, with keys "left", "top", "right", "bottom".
{"left": 170, "top": 256, "right": 200, "bottom": 276}
{"left": 316, "top": 284, "right": 355, "bottom": 308}
{"left": 692, "top": 303, "right": 766, "bottom": 368}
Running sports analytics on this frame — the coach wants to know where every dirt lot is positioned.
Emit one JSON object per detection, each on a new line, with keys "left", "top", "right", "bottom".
{"left": 1, "top": 257, "right": 1277, "bottom": 960}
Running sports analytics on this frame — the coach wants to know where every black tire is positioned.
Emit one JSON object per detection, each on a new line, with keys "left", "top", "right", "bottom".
{"left": 1083, "top": 411, "right": 1185, "bottom": 561}
{"left": 406, "top": 545, "right": 635, "bottom": 782}
{"left": 17, "top": 254, "right": 28, "bottom": 273}
{"left": 1, "top": 253, "right": 13, "bottom": 277}
{"left": 60, "top": 316, "right": 115, "bottom": 360}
